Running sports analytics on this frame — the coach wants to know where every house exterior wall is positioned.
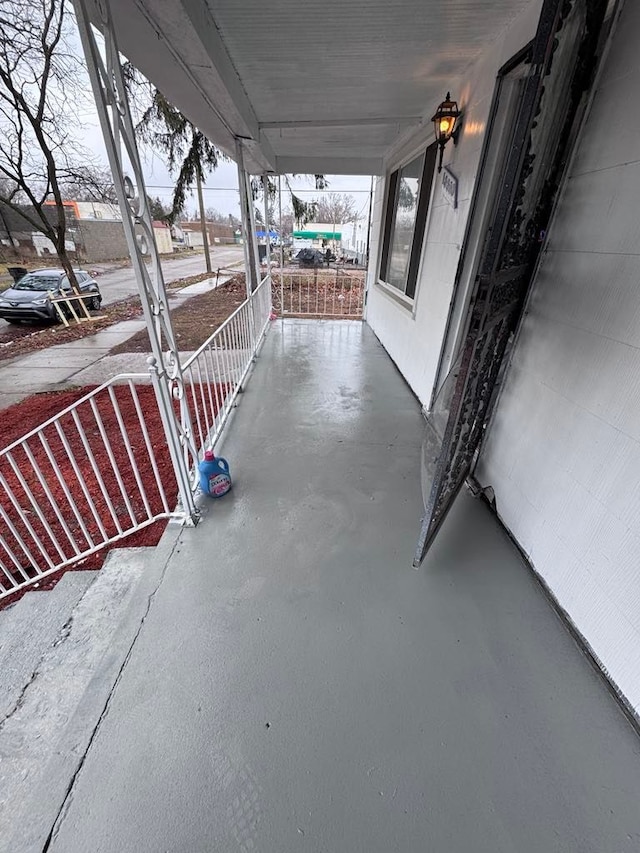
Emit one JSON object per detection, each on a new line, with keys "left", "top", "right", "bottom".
{"left": 341, "top": 221, "right": 367, "bottom": 261}
{"left": 475, "top": 0, "right": 640, "bottom": 713}
{"left": 1, "top": 202, "right": 130, "bottom": 262}
{"left": 365, "top": 0, "right": 543, "bottom": 407}
{"left": 207, "top": 223, "right": 235, "bottom": 244}
{"left": 77, "top": 220, "right": 129, "bottom": 261}
{"left": 183, "top": 229, "right": 204, "bottom": 249}
{"left": 74, "top": 201, "right": 122, "bottom": 221}
{"left": 176, "top": 222, "right": 235, "bottom": 248}
{"left": 153, "top": 225, "right": 173, "bottom": 254}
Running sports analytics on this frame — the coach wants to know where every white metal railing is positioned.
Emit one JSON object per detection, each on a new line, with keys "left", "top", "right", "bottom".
{"left": 0, "top": 375, "right": 178, "bottom": 601}
{"left": 178, "top": 273, "right": 272, "bottom": 479}
{"left": 0, "top": 279, "right": 272, "bottom": 602}
{"left": 272, "top": 269, "right": 364, "bottom": 318}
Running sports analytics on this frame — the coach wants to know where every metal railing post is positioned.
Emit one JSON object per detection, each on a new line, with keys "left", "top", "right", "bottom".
{"left": 235, "top": 141, "right": 257, "bottom": 300}
{"left": 263, "top": 171, "right": 271, "bottom": 272}
{"left": 278, "top": 175, "right": 284, "bottom": 312}
{"left": 147, "top": 358, "right": 196, "bottom": 517}
{"left": 74, "top": 0, "right": 199, "bottom": 523}
{"left": 235, "top": 140, "right": 259, "bottom": 353}
{"left": 261, "top": 171, "right": 272, "bottom": 352}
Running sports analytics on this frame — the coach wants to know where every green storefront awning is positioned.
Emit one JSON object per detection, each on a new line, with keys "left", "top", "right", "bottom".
{"left": 293, "top": 230, "right": 342, "bottom": 240}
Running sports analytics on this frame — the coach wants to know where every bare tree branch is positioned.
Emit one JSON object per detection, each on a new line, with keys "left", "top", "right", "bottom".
{"left": 313, "top": 194, "right": 358, "bottom": 225}
{"left": 0, "top": 0, "right": 113, "bottom": 284}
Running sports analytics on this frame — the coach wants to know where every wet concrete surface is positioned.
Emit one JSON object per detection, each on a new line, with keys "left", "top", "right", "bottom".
{"left": 38, "top": 321, "right": 640, "bottom": 853}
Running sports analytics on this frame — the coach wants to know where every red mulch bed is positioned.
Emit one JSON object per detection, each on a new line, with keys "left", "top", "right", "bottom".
{"left": 0, "top": 381, "right": 227, "bottom": 609}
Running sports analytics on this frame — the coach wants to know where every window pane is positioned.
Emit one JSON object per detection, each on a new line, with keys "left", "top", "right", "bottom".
{"left": 384, "top": 153, "right": 424, "bottom": 291}
{"left": 378, "top": 170, "right": 398, "bottom": 285}
{"left": 406, "top": 144, "right": 437, "bottom": 298}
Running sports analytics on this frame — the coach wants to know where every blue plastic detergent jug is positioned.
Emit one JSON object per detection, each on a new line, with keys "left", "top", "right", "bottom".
{"left": 198, "top": 450, "right": 232, "bottom": 498}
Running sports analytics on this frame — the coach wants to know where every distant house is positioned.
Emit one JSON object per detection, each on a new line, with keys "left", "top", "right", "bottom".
{"left": 0, "top": 202, "right": 82, "bottom": 259}
{"left": 69, "top": 201, "right": 122, "bottom": 222}
{"left": 175, "top": 221, "right": 235, "bottom": 250}
{"left": 339, "top": 221, "right": 367, "bottom": 263}
{"left": 0, "top": 200, "right": 175, "bottom": 262}
{"left": 52, "top": 201, "right": 129, "bottom": 261}
{"left": 291, "top": 222, "right": 342, "bottom": 255}
{"left": 152, "top": 221, "right": 173, "bottom": 254}
{"left": 178, "top": 227, "right": 203, "bottom": 249}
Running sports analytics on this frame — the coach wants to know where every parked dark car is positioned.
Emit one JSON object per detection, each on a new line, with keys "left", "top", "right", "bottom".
{"left": 294, "top": 248, "right": 335, "bottom": 267}
{"left": 0, "top": 269, "right": 102, "bottom": 324}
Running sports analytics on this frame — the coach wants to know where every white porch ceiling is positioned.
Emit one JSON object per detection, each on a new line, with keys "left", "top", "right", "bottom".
{"left": 90, "top": 0, "right": 534, "bottom": 174}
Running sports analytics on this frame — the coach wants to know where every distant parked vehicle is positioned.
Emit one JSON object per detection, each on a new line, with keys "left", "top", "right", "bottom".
{"left": 0, "top": 269, "right": 102, "bottom": 324}
{"left": 294, "top": 248, "right": 335, "bottom": 267}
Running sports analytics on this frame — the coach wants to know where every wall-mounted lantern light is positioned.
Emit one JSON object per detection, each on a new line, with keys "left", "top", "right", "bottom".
{"left": 431, "top": 93, "right": 461, "bottom": 172}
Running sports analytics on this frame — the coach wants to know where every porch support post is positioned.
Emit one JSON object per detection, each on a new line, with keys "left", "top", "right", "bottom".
{"left": 278, "top": 174, "right": 284, "bottom": 312}
{"left": 235, "top": 140, "right": 260, "bottom": 297}
{"left": 73, "top": 0, "right": 199, "bottom": 524}
{"left": 263, "top": 172, "right": 271, "bottom": 271}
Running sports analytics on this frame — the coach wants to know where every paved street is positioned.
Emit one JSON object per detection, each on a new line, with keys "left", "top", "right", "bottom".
{"left": 0, "top": 246, "right": 245, "bottom": 333}
{"left": 91, "top": 245, "right": 245, "bottom": 306}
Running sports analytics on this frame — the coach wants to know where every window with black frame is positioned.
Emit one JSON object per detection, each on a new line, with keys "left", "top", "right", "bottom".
{"left": 379, "top": 143, "right": 437, "bottom": 300}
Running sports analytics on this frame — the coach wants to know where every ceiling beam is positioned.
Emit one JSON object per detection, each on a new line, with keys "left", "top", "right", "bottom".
{"left": 261, "top": 117, "right": 422, "bottom": 130}
{"left": 276, "top": 155, "right": 385, "bottom": 176}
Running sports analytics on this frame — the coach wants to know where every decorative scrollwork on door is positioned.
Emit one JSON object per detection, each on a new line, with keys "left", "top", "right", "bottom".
{"left": 415, "top": 0, "right": 607, "bottom": 565}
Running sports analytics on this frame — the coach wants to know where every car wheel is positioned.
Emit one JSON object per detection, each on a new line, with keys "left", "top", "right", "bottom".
{"left": 87, "top": 294, "right": 101, "bottom": 311}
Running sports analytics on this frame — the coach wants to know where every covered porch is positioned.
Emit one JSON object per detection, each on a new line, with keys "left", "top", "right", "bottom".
{"left": 29, "top": 320, "right": 640, "bottom": 852}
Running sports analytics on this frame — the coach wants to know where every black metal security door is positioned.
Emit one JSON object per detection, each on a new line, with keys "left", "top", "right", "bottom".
{"left": 414, "top": 0, "right": 607, "bottom": 566}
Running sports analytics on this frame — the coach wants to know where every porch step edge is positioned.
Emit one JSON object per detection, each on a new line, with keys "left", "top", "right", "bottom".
{"left": 2, "top": 527, "right": 183, "bottom": 853}
{"left": 0, "top": 542, "right": 175, "bottom": 852}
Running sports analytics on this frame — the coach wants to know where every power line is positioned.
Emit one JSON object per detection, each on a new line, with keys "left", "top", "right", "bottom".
{"left": 275, "top": 188, "right": 373, "bottom": 194}
{"left": 145, "top": 185, "right": 239, "bottom": 192}
{"left": 144, "top": 184, "right": 373, "bottom": 193}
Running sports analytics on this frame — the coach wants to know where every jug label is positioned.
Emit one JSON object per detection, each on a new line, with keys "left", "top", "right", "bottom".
{"left": 209, "top": 473, "right": 231, "bottom": 496}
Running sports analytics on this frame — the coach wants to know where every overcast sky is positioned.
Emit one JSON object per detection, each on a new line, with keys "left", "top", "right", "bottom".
{"left": 82, "top": 115, "right": 373, "bottom": 222}
{"left": 69, "top": 21, "right": 374, "bottom": 223}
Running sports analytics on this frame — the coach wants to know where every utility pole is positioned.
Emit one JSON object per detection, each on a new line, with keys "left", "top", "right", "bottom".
{"left": 365, "top": 175, "right": 374, "bottom": 268}
{"left": 195, "top": 166, "right": 212, "bottom": 273}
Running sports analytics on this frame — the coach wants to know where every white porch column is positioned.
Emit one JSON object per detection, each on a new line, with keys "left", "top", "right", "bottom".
{"left": 235, "top": 140, "right": 260, "bottom": 297}
{"left": 263, "top": 172, "right": 271, "bottom": 271}
{"left": 278, "top": 174, "right": 284, "bottom": 312}
{"left": 73, "top": 0, "right": 199, "bottom": 523}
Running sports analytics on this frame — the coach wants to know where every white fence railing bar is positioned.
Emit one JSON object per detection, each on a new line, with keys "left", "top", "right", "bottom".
{"left": 0, "top": 375, "right": 178, "bottom": 601}
{"left": 180, "top": 273, "right": 272, "bottom": 474}
{"left": 272, "top": 269, "right": 364, "bottom": 318}
{"left": 0, "top": 278, "right": 273, "bottom": 602}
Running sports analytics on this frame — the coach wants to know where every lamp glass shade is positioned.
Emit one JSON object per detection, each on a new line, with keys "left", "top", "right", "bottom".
{"left": 431, "top": 94, "right": 460, "bottom": 145}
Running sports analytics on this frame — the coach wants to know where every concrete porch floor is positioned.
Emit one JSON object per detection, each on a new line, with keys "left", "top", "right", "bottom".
{"left": 41, "top": 321, "right": 640, "bottom": 851}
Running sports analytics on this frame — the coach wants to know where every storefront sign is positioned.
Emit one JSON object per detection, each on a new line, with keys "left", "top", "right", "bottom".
{"left": 442, "top": 166, "right": 458, "bottom": 209}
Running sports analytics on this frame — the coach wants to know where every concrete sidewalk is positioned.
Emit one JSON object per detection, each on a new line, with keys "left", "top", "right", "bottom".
{"left": 25, "top": 321, "right": 640, "bottom": 853}
{"left": 0, "top": 272, "right": 237, "bottom": 410}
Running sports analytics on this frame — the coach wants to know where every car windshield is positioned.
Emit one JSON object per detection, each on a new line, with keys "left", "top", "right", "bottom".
{"left": 14, "top": 274, "right": 61, "bottom": 291}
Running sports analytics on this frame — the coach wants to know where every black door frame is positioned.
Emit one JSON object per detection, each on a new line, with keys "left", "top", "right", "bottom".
{"left": 414, "top": 0, "right": 612, "bottom": 566}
